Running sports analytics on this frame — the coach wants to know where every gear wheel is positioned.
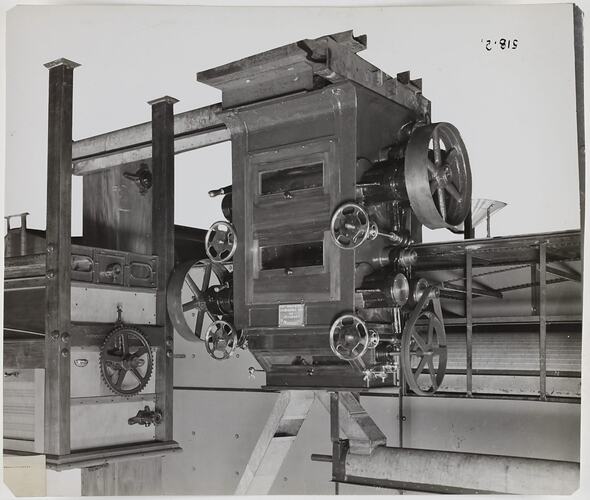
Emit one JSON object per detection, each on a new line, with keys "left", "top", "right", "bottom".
{"left": 99, "top": 325, "right": 153, "bottom": 396}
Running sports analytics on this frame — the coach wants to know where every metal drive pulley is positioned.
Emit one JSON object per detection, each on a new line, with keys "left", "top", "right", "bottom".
{"left": 167, "top": 258, "right": 243, "bottom": 361}
{"left": 404, "top": 122, "right": 471, "bottom": 229}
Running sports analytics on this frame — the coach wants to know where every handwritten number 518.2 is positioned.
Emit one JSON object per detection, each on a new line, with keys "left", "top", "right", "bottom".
{"left": 483, "top": 39, "right": 518, "bottom": 51}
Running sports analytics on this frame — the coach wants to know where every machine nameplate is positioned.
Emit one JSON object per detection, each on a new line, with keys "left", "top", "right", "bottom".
{"left": 278, "top": 304, "right": 306, "bottom": 327}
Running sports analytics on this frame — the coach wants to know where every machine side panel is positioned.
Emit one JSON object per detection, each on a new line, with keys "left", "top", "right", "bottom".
{"left": 228, "top": 84, "right": 358, "bottom": 330}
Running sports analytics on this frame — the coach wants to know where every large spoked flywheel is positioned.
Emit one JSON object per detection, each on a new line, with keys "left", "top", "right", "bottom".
{"left": 167, "top": 259, "right": 231, "bottom": 342}
{"left": 405, "top": 122, "right": 472, "bottom": 229}
{"left": 401, "top": 310, "right": 447, "bottom": 395}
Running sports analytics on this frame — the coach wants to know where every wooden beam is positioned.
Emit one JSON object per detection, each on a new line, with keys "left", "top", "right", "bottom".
{"left": 149, "top": 96, "right": 177, "bottom": 442}
{"left": 235, "top": 391, "right": 315, "bottom": 495}
{"left": 316, "top": 391, "right": 386, "bottom": 455}
{"left": 71, "top": 104, "right": 228, "bottom": 175}
{"left": 43, "top": 57, "right": 79, "bottom": 455}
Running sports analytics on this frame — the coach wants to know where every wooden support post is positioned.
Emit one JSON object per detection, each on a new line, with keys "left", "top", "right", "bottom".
{"left": 539, "top": 242, "right": 547, "bottom": 400}
{"left": 43, "top": 58, "right": 79, "bottom": 456}
{"left": 149, "top": 96, "right": 177, "bottom": 442}
{"left": 317, "top": 391, "right": 387, "bottom": 455}
{"left": 235, "top": 391, "right": 315, "bottom": 495}
{"left": 465, "top": 251, "right": 473, "bottom": 397}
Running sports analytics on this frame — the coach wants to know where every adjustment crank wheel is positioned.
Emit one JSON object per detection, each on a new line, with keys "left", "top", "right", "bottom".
{"left": 167, "top": 259, "right": 230, "bottom": 342}
{"left": 205, "top": 221, "right": 237, "bottom": 263}
{"left": 329, "top": 314, "right": 370, "bottom": 361}
{"left": 100, "top": 326, "right": 153, "bottom": 396}
{"left": 401, "top": 310, "right": 447, "bottom": 396}
{"left": 205, "top": 320, "right": 238, "bottom": 361}
{"left": 405, "top": 122, "right": 472, "bottom": 229}
{"left": 330, "top": 202, "right": 371, "bottom": 249}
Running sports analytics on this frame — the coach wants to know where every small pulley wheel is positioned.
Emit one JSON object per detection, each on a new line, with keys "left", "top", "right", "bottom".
{"left": 100, "top": 326, "right": 153, "bottom": 396}
{"left": 405, "top": 122, "right": 472, "bottom": 229}
{"left": 330, "top": 202, "right": 371, "bottom": 249}
{"left": 401, "top": 304, "right": 447, "bottom": 396}
{"left": 205, "top": 221, "right": 237, "bottom": 263}
{"left": 167, "top": 259, "right": 230, "bottom": 342}
{"left": 329, "top": 314, "right": 370, "bottom": 361}
{"left": 205, "top": 320, "right": 238, "bottom": 361}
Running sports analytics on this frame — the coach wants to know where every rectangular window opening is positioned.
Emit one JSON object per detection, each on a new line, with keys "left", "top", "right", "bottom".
{"left": 260, "top": 241, "right": 323, "bottom": 270}
{"left": 260, "top": 162, "right": 323, "bottom": 196}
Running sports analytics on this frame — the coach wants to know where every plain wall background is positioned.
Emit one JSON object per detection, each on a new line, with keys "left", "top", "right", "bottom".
{"left": 1, "top": 2, "right": 584, "bottom": 496}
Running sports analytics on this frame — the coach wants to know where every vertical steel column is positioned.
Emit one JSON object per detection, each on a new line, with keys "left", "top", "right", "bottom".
{"left": 465, "top": 251, "right": 473, "bottom": 396}
{"left": 330, "top": 391, "right": 341, "bottom": 494}
{"left": 43, "top": 58, "right": 79, "bottom": 456}
{"left": 573, "top": 6, "right": 584, "bottom": 273}
{"left": 149, "top": 96, "right": 178, "bottom": 441}
{"left": 464, "top": 209, "right": 474, "bottom": 239}
{"left": 398, "top": 371, "right": 404, "bottom": 448}
{"left": 531, "top": 265, "right": 540, "bottom": 315}
{"left": 539, "top": 242, "right": 547, "bottom": 400}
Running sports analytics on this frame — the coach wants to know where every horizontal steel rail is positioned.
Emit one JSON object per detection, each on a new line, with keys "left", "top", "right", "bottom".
{"left": 72, "top": 103, "right": 229, "bottom": 175}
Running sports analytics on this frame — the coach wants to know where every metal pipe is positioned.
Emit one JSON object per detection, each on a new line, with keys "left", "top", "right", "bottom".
{"left": 343, "top": 446, "right": 579, "bottom": 495}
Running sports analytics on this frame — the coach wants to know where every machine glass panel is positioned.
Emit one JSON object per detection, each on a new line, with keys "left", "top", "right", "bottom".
{"left": 259, "top": 162, "right": 323, "bottom": 196}
{"left": 260, "top": 241, "right": 324, "bottom": 270}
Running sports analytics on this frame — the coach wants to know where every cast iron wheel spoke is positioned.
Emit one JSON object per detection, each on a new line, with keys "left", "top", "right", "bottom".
{"left": 430, "top": 179, "right": 439, "bottom": 195}
{"left": 119, "top": 332, "right": 129, "bottom": 355}
{"left": 103, "top": 351, "right": 123, "bottom": 362}
{"left": 428, "top": 359, "right": 438, "bottom": 388}
{"left": 195, "top": 310, "right": 205, "bottom": 338}
{"left": 414, "top": 355, "right": 429, "bottom": 376}
{"left": 436, "top": 187, "right": 447, "bottom": 220}
{"left": 432, "top": 130, "right": 442, "bottom": 166}
{"left": 185, "top": 274, "right": 202, "bottom": 299}
{"left": 131, "top": 367, "right": 144, "bottom": 382}
{"left": 412, "top": 332, "right": 428, "bottom": 352}
{"left": 134, "top": 346, "right": 149, "bottom": 358}
{"left": 182, "top": 298, "right": 198, "bottom": 312}
{"left": 114, "top": 369, "right": 126, "bottom": 388}
{"left": 427, "top": 317, "right": 435, "bottom": 344}
{"left": 444, "top": 182, "right": 462, "bottom": 202}
{"left": 427, "top": 160, "right": 438, "bottom": 176}
{"left": 431, "top": 346, "right": 444, "bottom": 356}
{"left": 201, "top": 262, "right": 212, "bottom": 290}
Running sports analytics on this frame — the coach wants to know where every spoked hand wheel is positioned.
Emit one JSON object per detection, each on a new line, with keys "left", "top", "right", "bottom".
{"left": 329, "top": 314, "right": 370, "bottom": 361}
{"left": 401, "top": 308, "right": 447, "bottom": 396}
{"left": 405, "top": 122, "right": 472, "bottom": 229}
{"left": 205, "top": 221, "right": 237, "bottom": 263}
{"left": 330, "top": 202, "right": 371, "bottom": 249}
{"left": 167, "top": 259, "right": 230, "bottom": 342}
{"left": 205, "top": 320, "right": 238, "bottom": 361}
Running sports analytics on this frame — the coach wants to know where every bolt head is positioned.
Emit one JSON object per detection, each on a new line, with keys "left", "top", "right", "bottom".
{"left": 61, "top": 348, "right": 69, "bottom": 358}
{"left": 60, "top": 332, "right": 70, "bottom": 343}
{"left": 166, "top": 349, "right": 173, "bottom": 358}
{"left": 51, "top": 330, "right": 60, "bottom": 341}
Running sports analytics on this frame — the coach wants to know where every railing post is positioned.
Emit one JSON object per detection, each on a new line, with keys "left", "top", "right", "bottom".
{"left": 539, "top": 242, "right": 547, "bottom": 400}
